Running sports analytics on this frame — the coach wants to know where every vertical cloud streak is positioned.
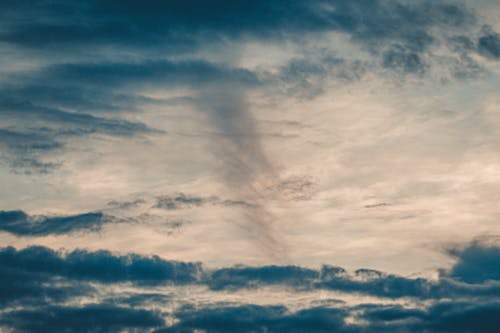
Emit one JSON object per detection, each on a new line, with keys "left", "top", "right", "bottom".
{"left": 199, "top": 84, "right": 287, "bottom": 259}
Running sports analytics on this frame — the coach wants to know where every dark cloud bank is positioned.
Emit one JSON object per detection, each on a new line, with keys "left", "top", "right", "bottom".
{"left": 1, "top": 242, "right": 499, "bottom": 332}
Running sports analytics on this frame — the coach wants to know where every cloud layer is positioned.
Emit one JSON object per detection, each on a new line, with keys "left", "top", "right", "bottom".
{"left": 1, "top": 1, "right": 500, "bottom": 332}
{"left": 0, "top": 242, "right": 499, "bottom": 332}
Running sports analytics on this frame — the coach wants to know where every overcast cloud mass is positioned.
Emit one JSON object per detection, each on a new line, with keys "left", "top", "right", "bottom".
{"left": 1, "top": 0, "right": 500, "bottom": 332}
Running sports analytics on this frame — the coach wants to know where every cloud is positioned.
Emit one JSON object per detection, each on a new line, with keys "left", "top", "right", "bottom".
{"left": 444, "top": 242, "right": 500, "bottom": 283}
{"left": 34, "top": 60, "right": 258, "bottom": 89}
{"left": 154, "top": 193, "right": 208, "bottom": 210}
{"left": 0, "top": 243, "right": 499, "bottom": 332}
{"left": 204, "top": 243, "right": 500, "bottom": 300}
{"left": 478, "top": 25, "right": 500, "bottom": 59}
{"left": 0, "top": 128, "right": 63, "bottom": 173}
{"left": 158, "top": 304, "right": 350, "bottom": 333}
{"left": 0, "top": 1, "right": 474, "bottom": 51}
{"left": 0, "top": 99, "right": 157, "bottom": 173}
{"left": 208, "top": 265, "right": 319, "bottom": 291}
{"left": 0, "top": 263, "right": 92, "bottom": 307}
{"left": 2, "top": 242, "right": 500, "bottom": 302}
{"left": 0, "top": 246, "right": 202, "bottom": 286}
{"left": 0, "top": 1, "right": 495, "bottom": 177}
{"left": 0, "top": 99, "right": 155, "bottom": 137}
{"left": 153, "top": 193, "right": 251, "bottom": 210}
{"left": 206, "top": 263, "right": 500, "bottom": 300}
{"left": 0, "top": 210, "right": 105, "bottom": 236}
{"left": 0, "top": 1, "right": 487, "bottom": 87}
{"left": 0, "top": 60, "right": 258, "bottom": 173}
{"left": 0, "top": 305, "right": 164, "bottom": 333}
{"left": 382, "top": 45, "right": 427, "bottom": 73}
{"left": 160, "top": 300, "right": 500, "bottom": 333}
{"left": 425, "top": 301, "right": 500, "bottom": 333}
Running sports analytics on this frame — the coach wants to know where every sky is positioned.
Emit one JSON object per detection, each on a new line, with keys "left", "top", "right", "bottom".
{"left": 1, "top": 0, "right": 500, "bottom": 332}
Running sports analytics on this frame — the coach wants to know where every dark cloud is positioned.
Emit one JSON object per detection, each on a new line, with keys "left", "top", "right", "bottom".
{"left": 0, "top": 264, "right": 92, "bottom": 307}
{"left": 154, "top": 193, "right": 251, "bottom": 210}
{"left": 0, "top": 210, "right": 105, "bottom": 236}
{"left": 0, "top": 99, "right": 155, "bottom": 137}
{"left": 276, "top": 56, "right": 367, "bottom": 97}
{"left": 206, "top": 253, "right": 500, "bottom": 299}
{"left": 33, "top": 60, "right": 258, "bottom": 89}
{"left": 0, "top": 0, "right": 493, "bottom": 175}
{"left": 477, "top": 26, "right": 500, "bottom": 59}
{"left": 0, "top": 96, "right": 157, "bottom": 172}
{"left": 159, "top": 304, "right": 350, "bottom": 333}
{"left": 444, "top": 242, "right": 500, "bottom": 284}
{"left": 155, "top": 193, "right": 208, "bottom": 210}
{"left": 0, "top": 1, "right": 474, "bottom": 52}
{"left": 0, "top": 60, "right": 258, "bottom": 173}
{"left": 0, "top": 243, "right": 499, "bottom": 332}
{"left": 359, "top": 304, "right": 426, "bottom": 322}
{"left": 0, "top": 128, "right": 62, "bottom": 173}
{"left": 0, "top": 305, "right": 164, "bottom": 333}
{"left": 0, "top": 60, "right": 258, "bottom": 113}
{"left": 365, "top": 202, "right": 390, "bottom": 208}
{"left": 208, "top": 265, "right": 319, "bottom": 291}
{"left": 107, "top": 198, "right": 146, "bottom": 209}
{"left": 160, "top": 300, "right": 500, "bottom": 333}
{"left": 382, "top": 45, "right": 427, "bottom": 73}
{"left": 0, "top": 247, "right": 95, "bottom": 307}
{"left": 107, "top": 293, "right": 172, "bottom": 307}
{"left": 426, "top": 301, "right": 500, "bottom": 333}
{"left": 354, "top": 301, "right": 500, "bottom": 333}
{"left": 0, "top": 246, "right": 202, "bottom": 286}
{"left": 2, "top": 243, "right": 500, "bottom": 300}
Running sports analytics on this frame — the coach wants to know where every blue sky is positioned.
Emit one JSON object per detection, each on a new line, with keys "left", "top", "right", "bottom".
{"left": 1, "top": 1, "right": 500, "bottom": 332}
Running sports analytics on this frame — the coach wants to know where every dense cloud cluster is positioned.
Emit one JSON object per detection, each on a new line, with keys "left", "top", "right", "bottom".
{"left": 0, "top": 243, "right": 499, "bottom": 332}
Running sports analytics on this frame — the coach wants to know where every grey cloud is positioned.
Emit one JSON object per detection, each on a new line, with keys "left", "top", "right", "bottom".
{"left": 0, "top": 246, "right": 202, "bottom": 286}
{"left": 444, "top": 242, "right": 500, "bottom": 283}
{"left": 208, "top": 265, "right": 319, "bottom": 291}
{"left": 159, "top": 300, "right": 500, "bottom": 333}
{"left": 382, "top": 45, "right": 427, "bottom": 74}
{"left": 154, "top": 193, "right": 251, "bottom": 210}
{"left": 0, "top": 1, "right": 488, "bottom": 92}
{"left": 0, "top": 210, "right": 105, "bottom": 236}
{"left": 0, "top": 99, "right": 155, "bottom": 137}
{"left": 5, "top": 242, "right": 494, "bottom": 301}
{"left": 158, "top": 304, "right": 350, "bottom": 333}
{"left": 0, "top": 1, "right": 476, "bottom": 53}
{"left": 0, "top": 98, "right": 157, "bottom": 173}
{"left": 155, "top": 193, "right": 207, "bottom": 210}
{"left": 0, "top": 1, "right": 494, "bottom": 178}
{"left": 205, "top": 245, "right": 500, "bottom": 300}
{"left": 107, "top": 198, "right": 146, "bottom": 210}
{"left": 478, "top": 26, "right": 500, "bottom": 59}
{"left": 0, "top": 128, "right": 63, "bottom": 173}
{"left": 0, "top": 243, "right": 499, "bottom": 332}
{"left": 0, "top": 305, "right": 165, "bottom": 333}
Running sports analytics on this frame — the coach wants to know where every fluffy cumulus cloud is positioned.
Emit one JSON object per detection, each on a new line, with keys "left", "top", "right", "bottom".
{"left": 1, "top": 0, "right": 500, "bottom": 332}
